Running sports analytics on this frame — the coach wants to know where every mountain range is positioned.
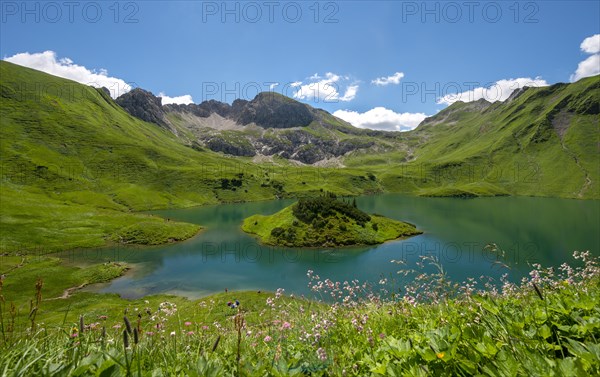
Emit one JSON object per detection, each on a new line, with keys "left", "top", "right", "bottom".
{"left": 116, "top": 87, "right": 393, "bottom": 165}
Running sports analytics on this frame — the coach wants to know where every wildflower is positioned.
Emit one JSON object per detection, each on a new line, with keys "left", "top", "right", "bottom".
{"left": 184, "top": 321, "right": 192, "bottom": 326}
{"left": 264, "top": 335, "right": 272, "bottom": 342}
{"left": 186, "top": 331, "right": 194, "bottom": 336}
{"left": 112, "top": 324, "right": 121, "bottom": 329}
{"left": 146, "top": 331, "right": 154, "bottom": 336}
{"left": 282, "top": 321, "right": 291, "bottom": 330}
{"left": 379, "top": 333, "right": 385, "bottom": 339}
{"left": 98, "top": 315, "right": 108, "bottom": 320}
{"left": 123, "top": 316, "right": 132, "bottom": 334}
{"left": 202, "top": 325, "right": 209, "bottom": 331}
{"left": 170, "top": 331, "right": 176, "bottom": 337}
{"left": 317, "top": 347, "right": 327, "bottom": 361}
{"left": 436, "top": 352, "right": 445, "bottom": 359}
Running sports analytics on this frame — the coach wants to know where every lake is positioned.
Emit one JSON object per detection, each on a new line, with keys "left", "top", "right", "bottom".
{"left": 63, "top": 194, "right": 599, "bottom": 299}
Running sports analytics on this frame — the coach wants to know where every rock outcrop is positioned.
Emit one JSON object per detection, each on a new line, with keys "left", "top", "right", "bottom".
{"left": 116, "top": 89, "right": 170, "bottom": 129}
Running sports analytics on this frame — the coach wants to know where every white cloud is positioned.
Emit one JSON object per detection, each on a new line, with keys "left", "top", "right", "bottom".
{"left": 371, "top": 72, "right": 404, "bottom": 86}
{"left": 580, "top": 34, "right": 600, "bottom": 54}
{"left": 340, "top": 85, "right": 359, "bottom": 101}
{"left": 269, "top": 83, "right": 279, "bottom": 90}
{"left": 3, "top": 51, "right": 132, "bottom": 98}
{"left": 570, "top": 34, "right": 600, "bottom": 82}
{"left": 292, "top": 72, "right": 358, "bottom": 102}
{"left": 571, "top": 54, "right": 600, "bottom": 82}
{"left": 158, "top": 92, "right": 195, "bottom": 105}
{"left": 333, "top": 107, "right": 427, "bottom": 132}
{"left": 437, "top": 77, "right": 549, "bottom": 105}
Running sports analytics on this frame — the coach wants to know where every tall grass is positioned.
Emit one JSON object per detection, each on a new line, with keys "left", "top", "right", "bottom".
{"left": 0, "top": 251, "right": 599, "bottom": 376}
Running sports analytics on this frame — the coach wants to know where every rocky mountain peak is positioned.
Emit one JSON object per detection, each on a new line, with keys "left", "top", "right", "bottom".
{"left": 236, "top": 92, "right": 316, "bottom": 128}
{"left": 116, "top": 88, "right": 170, "bottom": 129}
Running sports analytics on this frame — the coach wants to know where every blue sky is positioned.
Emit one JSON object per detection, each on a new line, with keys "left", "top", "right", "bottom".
{"left": 1, "top": 1, "right": 599, "bottom": 130}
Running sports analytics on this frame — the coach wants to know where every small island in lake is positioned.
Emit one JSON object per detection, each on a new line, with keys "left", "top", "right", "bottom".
{"left": 242, "top": 193, "right": 422, "bottom": 247}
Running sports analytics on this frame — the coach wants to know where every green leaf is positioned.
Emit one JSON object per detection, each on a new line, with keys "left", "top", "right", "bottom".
{"left": 97, "top": 362, "right": 120, "bottom": 377}
{"left": 417, "top": 347, "right": 437, "bottom": 362}
{"left": 538, "top": 324, "right": 552, "bottom": 339}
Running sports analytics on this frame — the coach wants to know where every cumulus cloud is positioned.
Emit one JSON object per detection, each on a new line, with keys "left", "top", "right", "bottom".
{"left": 158, "top": 92, "right": 195, "bottom": 105}
{"left": 571, "top": 34, "right": 600, "bottom": 82}
{"left": 292, "top": 72, "right": 358, "bottom": 102}
{"left": 580, "top": 34, "right": 600, "bottom": 54}
{"left": 371, "top": 72, "right": 404, "bottom": 86}
{"left": 436, "top": 77, "right": 549, "bottom": 105}
{"left": 4, "top": 51, "right": 132, "bottom": 98}
{"left": 333, "top": 107, "right": 428, "bottom": 132}
{"left": 340, "top": 85, "right": 359, "bottom": 101}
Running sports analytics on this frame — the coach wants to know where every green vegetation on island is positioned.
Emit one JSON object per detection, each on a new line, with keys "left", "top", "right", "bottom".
{"left": 242, "top": 193, "right": 421, "bottom": 247}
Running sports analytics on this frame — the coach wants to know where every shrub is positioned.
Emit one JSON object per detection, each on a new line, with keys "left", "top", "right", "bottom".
{"left": 292, "top": 193, "right": 371, "bottom": 224}
{"left": 270, "top": 227, "right": 285, "bottom": 238}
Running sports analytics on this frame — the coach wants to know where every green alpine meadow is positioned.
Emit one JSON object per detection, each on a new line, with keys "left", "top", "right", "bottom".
{"left": 1, "top": 3, "right": 599, "bottom": 376}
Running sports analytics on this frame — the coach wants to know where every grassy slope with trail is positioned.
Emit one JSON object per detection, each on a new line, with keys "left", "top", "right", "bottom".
{"left": 346, "top": 76, "right": 600, "bottom": 199}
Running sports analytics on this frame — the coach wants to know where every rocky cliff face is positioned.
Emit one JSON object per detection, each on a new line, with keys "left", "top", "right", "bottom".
{"left": 235, "top": 92, "right": 316, "bottom": 128}
{"left": 116, "top": 88, "right": 175, "bottom": 133}
{"left": 163, "top": 92, "right": 316, "bottom": 128}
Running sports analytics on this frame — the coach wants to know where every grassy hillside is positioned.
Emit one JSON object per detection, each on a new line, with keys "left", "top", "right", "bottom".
{"left": 242, "top": 194, "right": 421, "bottom": 247}
{"left": 0, "top": 61, "right": 381, "bottom": 253}
{"left": 347, "top": 76, "right": 600, "bottom": 200}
